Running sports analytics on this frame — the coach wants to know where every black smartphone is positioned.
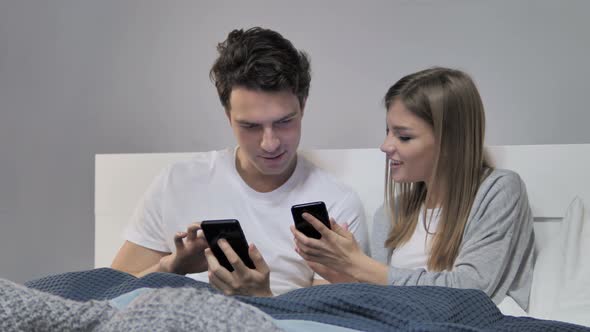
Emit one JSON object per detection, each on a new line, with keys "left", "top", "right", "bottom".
{"left": 291, "top": 201, "right": 331, "bottom": 239}
{"left": 201, "top": 219, "right": 255, "bottom": 272}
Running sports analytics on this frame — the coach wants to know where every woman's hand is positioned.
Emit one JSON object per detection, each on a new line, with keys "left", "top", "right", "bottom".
{"left": 291, "top": 213, "right": 389, "bottom": 285}
{"left": 291, "top": 213, "right": 364, "bottom": 274}
{"left": 308, "top": 261, "right": 358, "bottom": 284}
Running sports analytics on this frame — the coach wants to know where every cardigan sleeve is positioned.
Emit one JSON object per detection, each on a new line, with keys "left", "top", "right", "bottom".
{"left": 370, "top": 203, "right": 392, "bottom": 265}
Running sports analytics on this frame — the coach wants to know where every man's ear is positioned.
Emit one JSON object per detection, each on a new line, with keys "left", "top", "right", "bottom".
{"left": 300, "top": 98, "right": 306, "bottom": 117}
{"left": 225, "top": 109, "right": 232, "bottom": 124}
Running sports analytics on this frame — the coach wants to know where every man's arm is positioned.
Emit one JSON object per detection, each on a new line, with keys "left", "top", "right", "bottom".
{"left": 311, "top": 279, "right": 330, "bottom": 286}
{"left": 112, "top": 224, "right": 209, "bottom": 277}
{"left": 111, "top": 241, "right": 170, "bottom": 277}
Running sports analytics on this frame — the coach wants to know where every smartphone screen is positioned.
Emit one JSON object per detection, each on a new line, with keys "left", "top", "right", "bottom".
{"left": 291, "top": 201, "right": 331, "bottom": 239}
{"left": 201, "top": 219, "right": 255, "bottom": 272}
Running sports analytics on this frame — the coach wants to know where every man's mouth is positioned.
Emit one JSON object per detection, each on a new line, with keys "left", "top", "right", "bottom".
{"left": 260, "top": 151, "right": 286, "bottom": 160}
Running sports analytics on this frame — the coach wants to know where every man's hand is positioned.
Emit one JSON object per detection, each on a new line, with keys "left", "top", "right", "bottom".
{"left": 204, "top": 239, "right": 273, "bottom": 297}
{"left": 159, "top": 223, "right": 209, "bottom": 275}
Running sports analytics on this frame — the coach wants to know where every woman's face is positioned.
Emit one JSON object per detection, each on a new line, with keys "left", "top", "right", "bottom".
{"left": 380, "top": 100, "right": 436, "bottom": 186}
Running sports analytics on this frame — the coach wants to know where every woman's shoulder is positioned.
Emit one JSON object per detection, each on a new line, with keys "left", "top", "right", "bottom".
{"left": 469, "top": 168, "right": 530, "bottom": 218}
{"left": 467, "top": 168, "right": 532, "bottom": 233}
{"left": 484, "top": 168, "right": 521, "bottom": 181}
{"left": 479, "top": 168, "right": 526, "bottom": 196}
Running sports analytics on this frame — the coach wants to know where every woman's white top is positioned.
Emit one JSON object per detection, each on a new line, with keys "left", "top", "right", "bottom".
{"left": 389, "top": 207, "right": 441, "bottom": 270}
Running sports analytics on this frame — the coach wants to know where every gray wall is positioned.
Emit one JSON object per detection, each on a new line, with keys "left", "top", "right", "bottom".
{"left": 1, "top": 0, "right": 589, "bottom": 283}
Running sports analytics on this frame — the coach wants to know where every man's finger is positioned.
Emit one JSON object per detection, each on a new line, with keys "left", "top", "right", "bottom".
{"left": 205, "top": 247, "right": 228, "bottom": 275}
{"left": 204, "top": 248, "right": 219, "bottom": 269}
{"left": 173, "top": 232, "right": 187, "bottom": 251}
{"left": 208, "top": 269, "right": 233, "bottom": 295}
{"left": 205, "top": 247, "right": 238, "bottom": 293}
{"left": 249, "top": 244, "right": 268, "bottom": 273}
{"left": 186, "top": 223, "right": 201, "bottom": 240}
{"left": 196, "top": 229, "right": 206, "bottom": 240}
{"left": 218, "top": 239, "right": 248, "bottom": 276}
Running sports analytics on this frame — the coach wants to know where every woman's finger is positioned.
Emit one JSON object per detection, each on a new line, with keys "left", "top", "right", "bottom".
{"left": 291, "top": 225, "right": 324, "bottom": 249}
{"left": 302, "top": 213, "right": 331, "bottom": 237}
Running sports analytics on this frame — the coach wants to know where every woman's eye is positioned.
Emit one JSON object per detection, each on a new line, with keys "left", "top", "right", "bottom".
{"left": 399, "top": 136, "right": 412, "bottom": 142}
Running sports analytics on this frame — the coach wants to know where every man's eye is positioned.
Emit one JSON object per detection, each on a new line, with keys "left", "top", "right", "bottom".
{"left": 277, "top": 118, "right": 293, "bottom": 126}
{"left": 241, "top": 124, "right": 259, "bottom": 129}
{"left": 399, "top": 136, "right": 412, "bottom": 142}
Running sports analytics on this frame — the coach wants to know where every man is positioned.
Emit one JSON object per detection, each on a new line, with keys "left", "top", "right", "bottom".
{"left": 111, "top": 27, "right": 368, "bottom": 296}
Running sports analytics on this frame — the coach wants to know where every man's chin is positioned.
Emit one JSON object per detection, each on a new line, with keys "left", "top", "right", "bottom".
{"left": 256, "top": 160, "right": 296, "bottom": 177}
{"left": 256, "top": 165, "right": 289, "bottom": 176}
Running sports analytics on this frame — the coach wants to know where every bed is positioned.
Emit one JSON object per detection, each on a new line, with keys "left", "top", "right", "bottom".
{"left": 93, "top": 144, "right": 590, "bottom": 328}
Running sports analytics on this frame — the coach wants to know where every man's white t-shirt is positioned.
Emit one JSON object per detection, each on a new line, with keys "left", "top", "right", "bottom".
{"left": 389, "top": 207, "right": 440, "bottom": 270}
{"left": 125, "top": 148, "right": 369, "bottom": 295}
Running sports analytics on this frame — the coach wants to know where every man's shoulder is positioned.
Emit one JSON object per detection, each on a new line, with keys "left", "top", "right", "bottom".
{"left": 164, "top": 149, "right": 233, "bottom": 183}
{"left": 297, "top": 156, "right": 358, "bottom": 197}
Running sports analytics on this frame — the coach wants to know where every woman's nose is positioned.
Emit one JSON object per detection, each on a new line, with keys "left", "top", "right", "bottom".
{"left": 380, "top": 134, "right": 396, "bottom": 155}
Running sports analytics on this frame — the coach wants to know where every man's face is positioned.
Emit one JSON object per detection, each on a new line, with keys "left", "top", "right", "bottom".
{"left": 227, "top": 88, "right": 303, "bottom": 182}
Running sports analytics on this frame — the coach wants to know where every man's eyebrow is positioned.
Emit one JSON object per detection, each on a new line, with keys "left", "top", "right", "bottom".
{"left": 274, "top": 112, "right": 298, "bottom": 122}
{"left": 235, "top": 119, "right": 258, "bottom": 126}
{"left": 235, "top": 111, "right": 299, "bottom": 126}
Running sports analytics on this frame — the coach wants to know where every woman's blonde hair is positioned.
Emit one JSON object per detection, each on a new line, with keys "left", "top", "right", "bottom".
{"left": 383, "top": 67, "right": 491, "bottom": 271}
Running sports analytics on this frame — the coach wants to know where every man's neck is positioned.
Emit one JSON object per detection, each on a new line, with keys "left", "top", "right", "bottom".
{"left": 235, "top": 152, "right": 297, "bottom": 193}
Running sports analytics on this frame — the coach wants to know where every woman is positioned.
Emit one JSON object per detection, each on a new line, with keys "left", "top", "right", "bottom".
{"left": 291, "top": 67, "right": 535, "bottom": 311}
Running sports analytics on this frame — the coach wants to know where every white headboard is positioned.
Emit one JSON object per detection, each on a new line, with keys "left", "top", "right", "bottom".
{"left": 95, "top": 144, "right": 590, "bottom": 268}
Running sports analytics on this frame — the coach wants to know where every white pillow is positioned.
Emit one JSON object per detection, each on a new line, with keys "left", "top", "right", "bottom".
{"left": 497, "top": 296, "right": 528, "bottom": 317}
{"left": 528, "top": 197, "right": 590, "bottom": 327}
{"left": 552, "top": 198, "right": 590, "bottom": 327}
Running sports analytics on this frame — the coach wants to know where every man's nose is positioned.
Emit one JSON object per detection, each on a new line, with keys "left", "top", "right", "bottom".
{"left": 261, "top": 127, "right": 280, "bottom": 152}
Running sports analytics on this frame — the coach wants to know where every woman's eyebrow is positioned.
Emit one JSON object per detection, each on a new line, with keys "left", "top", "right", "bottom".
{"left": 392, "top": 125, "right": 413, "bottom": 132}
